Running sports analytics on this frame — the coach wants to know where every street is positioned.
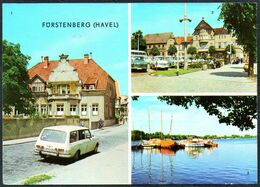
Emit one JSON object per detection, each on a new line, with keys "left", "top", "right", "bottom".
{"left": 3, "top": 124, "right": 129, "bottom": 185}
{"left": 132, "top": 64, "right": 257, "bottom": 93}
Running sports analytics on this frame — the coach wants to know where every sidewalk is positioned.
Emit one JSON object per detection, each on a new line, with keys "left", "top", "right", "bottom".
{"left": 3, "top": 124, "right": 122, "bottom": 146}
{"left": 40, "top": 142, "right": 129, "bottom": 185}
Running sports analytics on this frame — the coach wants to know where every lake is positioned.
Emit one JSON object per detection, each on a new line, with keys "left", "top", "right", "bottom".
{"left": 132, "top": 138, "right": 257, "bottom": 184}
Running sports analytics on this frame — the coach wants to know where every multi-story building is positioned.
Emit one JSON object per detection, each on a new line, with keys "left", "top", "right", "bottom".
{"left": 145, "top": 32, "right": 175, "bottom": 56}
{"left": 143, "top": 19, "right": 244, "bottom": 61}
{"left": 174, "top": 36, "right": 193, "bottom": 59}
{"left": 26, "top": 53, "right": 117, "bottom": 128}
{"left": 192, "top": 18, "right": 243, "bottom": 60}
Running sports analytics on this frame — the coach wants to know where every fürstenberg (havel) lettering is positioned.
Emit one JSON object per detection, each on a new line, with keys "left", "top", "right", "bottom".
{"left": 42, "top": 21, "right": 119, "bottom": 28}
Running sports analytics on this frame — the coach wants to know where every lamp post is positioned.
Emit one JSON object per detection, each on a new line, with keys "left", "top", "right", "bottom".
{"left": 179, "top": 3, "right": 192, "bottom": 70}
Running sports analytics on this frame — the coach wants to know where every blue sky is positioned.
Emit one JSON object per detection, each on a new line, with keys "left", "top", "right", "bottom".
{"left": 3, "top": 3, "right": 128, "bottom": 95}
{"left": 132, "top": 97, "right": 257, "bottom": 136}
{"left": 132, "top": 3, "right": 224, "bottom": 36}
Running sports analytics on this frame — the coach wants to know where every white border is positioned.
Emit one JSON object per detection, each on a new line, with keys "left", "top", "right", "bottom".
{"left": 127, "top": 3, "right": 132, "bottom": 185}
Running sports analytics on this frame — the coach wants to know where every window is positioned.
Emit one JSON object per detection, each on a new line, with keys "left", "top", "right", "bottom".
{"left": 224, "top": 42, "right": 227, "bottom": 47}
{"left": 70, "top": 105, "right": 77, "bottom": 115}
{"left": 218, "top": 42, "right": 221, "bottom": 48}
{"left": 41, "top": 129, "right": 67, "bottom": 143}
{"left": 85, "top": 130, "right": 91, "bottom": 138}
{"left": 34, "top": 105, "right": 39, "bottom": 114}
{"left": 81, "top": 105, "right": 87, "bottom": 116}
{"left": 92, "top": 104, "right": 98, "bottom": 116}
{"left": 70, "top": 131, "right": 78, "bottom": 143}
{"left": 32, "top": 83, "right": 45, "bottom": 92}
{"left": 48, "top": 104, "right": 52, "bottom": 115}
{"left": 56, "top": 105, "right": 64, "bottom": 115}
{"left": 41, "top": 105, "right": 47, "bottom": 115}
{"left": 79, "top": 130, "right": 86, "bottom": 140}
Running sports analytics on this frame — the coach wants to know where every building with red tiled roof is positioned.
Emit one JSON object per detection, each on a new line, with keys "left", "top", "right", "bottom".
{"left": 144, "top": 32, "right": 175, "bottom": 56}
{"left": 27, "top": 53, "right": 117, "bottom": 128}
{"left": 192, "top": 18, "right": 244, "bottom": 60}
{"left": 141, "top": 18, "right": 244, "bottom": 61}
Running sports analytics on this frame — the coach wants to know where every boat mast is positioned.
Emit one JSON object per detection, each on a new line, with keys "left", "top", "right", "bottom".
{"left": 160, "top": 110, "right": 162, "bottom": 139}
{"left": 169, "top": 114, "right": 173, "bottom": 136}
{"left": 148, "top": 110, "right": 151, "bottom": 140}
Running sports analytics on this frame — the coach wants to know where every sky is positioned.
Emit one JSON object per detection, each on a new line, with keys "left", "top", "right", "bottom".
{"left": 131, "top": 3, "right": 224, "bottom": 36}
{"left": 3, "top": 3, "right": 128, "bottom": 95}
{"left": 132, "top": 96, "right": 257, "bottom": 136}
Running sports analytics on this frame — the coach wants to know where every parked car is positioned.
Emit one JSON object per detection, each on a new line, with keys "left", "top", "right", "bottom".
{"left": 131, "top": 55, "right": 149, "bottom": 71}
{"left": 34, "top": 125, "right": 99, "bottom": 161}
{"left": 151, "top": 56, "right": 170, "bottom": 70}
{"left": 166, "top": 57, "right": 177, "bottom": 67}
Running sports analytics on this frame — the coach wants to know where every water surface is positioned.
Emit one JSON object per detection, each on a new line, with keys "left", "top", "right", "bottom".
{"left": 132, "top": 138, "right": 257, "bottom": 184}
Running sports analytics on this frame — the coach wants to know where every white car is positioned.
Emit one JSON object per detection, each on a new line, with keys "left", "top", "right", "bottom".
{"left": 151, "top": 56, "right": 170, "bottom": 70}
{"left": 34, "top": 125, "right": 99, "bottom": 161}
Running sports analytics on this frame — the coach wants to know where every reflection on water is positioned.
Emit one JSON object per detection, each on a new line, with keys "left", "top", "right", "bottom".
{"left": 185, "top": 147, "right": 214, "bottom": 158}
{"left": 132, "top": 138, "right": 257, "bottom": 184}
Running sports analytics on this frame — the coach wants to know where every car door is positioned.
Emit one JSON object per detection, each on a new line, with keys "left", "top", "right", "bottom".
{"left": 78, "top": 130, "right": 89, "bottom": 154}
{"left": 69, "top": 130, "right": 79, "bottom": 156}
{"left": 85, "top": 130, "right": 94, "bottom": 153}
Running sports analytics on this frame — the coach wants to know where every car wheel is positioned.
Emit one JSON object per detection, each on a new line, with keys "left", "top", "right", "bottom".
{"left": 73, "top": 150, "right": 80, "bottom": 161}
{"left": 94, "top": 144, "right": 99, "bottom": 153}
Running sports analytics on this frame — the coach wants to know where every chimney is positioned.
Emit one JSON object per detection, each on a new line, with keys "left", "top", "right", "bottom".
{"left": 43, "top": 56, "right": 49, "bottom": 69}
{"left": 84, "top": 53, "right": 89, "bottom": 64}
{"left": 89, "top": 52, "right": 92, "bottom": 59}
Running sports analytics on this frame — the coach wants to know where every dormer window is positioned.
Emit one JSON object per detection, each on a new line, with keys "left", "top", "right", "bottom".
{"left": 82, "top": 84, "right": 96, "bottom": 90}
{"left": 32, "top": 82, "right": 45, "bottom": 92}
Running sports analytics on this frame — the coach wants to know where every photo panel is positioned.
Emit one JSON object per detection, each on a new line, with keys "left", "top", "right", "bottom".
{"left": 2, "top": 3, "right": 129, "bottom": 185}
{"left": 131, "top": 3, "right": 257, "bottom": 95}
{"left": 131, "top": 96, "right": 257, "bottom": 184}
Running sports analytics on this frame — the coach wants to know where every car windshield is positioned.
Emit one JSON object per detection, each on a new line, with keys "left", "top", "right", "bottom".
{"left": 40, "top": 129, "right": 67, "bottom": 143}
{"left": 132, "top": 56, "right": 144, "bottom": 61}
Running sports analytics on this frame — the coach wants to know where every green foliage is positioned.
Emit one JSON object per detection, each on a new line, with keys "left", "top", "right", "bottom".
{"left": 23, "top": 174, "right": 53, "bottom": 185}
{"left": 151, "top": 68, "right": 201, "bottom": 76}
{"left": 225, "top": 44, "right": 236, "bottom": 55}
{"left": 167, "top": 45, "right": 177, "bottom": 56}
{"left": 157, "top": 96, "right": 257, "bottom": 131}
{"left": 150, "top": 46, "right": 160, "bottom": 56}
{"left": 189, "top": 62, "right": 208, "bottom": 68}
{"left": 132, "top": 96, "right": 139, "bottom": 101}
{"left": 3, "top": 40, "right": 35, "bottom": 115}
{"left": 187, "top": 46, "right": 197, "bottom": 57}
{"left": 131, "top": 129, "right": 256, "bottom": 141}
{"left": 208, "top": 46, "right": 216, "bottom": 58}
{"left": 131, "top": 30, "right": 147, "bottom": 51}
{"left": 219, "top": 3, "right": 256, "bottom": 77}
{"left": 132, "top": 130, "right": 146, "bottom": 141}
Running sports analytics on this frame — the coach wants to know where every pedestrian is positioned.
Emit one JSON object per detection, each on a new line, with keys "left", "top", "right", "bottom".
{"left": 98, "top": 118, "right": 104, "bottom": 129}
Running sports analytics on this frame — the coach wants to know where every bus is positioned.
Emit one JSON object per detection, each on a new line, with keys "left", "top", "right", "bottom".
{"left": 131, "top": 50, "right": 150, "bottom": 71}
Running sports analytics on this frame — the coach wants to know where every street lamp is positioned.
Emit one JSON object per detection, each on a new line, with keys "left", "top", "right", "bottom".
{"left": 179, "top": 3, "right": 192, "bottom": 71}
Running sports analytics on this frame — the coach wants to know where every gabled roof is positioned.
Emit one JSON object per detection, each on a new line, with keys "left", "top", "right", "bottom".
{"left": 28, "top": 58, "right": 111, "bottom": 90}
{"left": 175, "top": 36, "right": 193, "bottom": 45}
{"left": 214, "top": 28, "right": 229, "bottom": 35}
{"left": 144, "top": 32, "right": 174, "bottom": 44}
{"left": 194, "top": 19, "right": 214, "bottom": 31}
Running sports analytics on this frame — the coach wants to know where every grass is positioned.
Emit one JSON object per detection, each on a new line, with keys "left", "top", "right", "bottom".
{"left": 22, "top": 174, "right": 53, "bottom": 185}
{"left": 151, "top": 68, "right": 201, "bottom": 76}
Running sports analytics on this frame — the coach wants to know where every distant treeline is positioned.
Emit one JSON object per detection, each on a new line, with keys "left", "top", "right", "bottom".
{"left": 131, "top": 130, "right": 257, "bottom": 141}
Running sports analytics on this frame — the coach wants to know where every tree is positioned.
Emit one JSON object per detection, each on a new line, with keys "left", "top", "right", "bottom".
{"left": 167, "top": 45, "right": 177, "bottom": 57}
{"left": 157, "top": 96, "right": 257, "bottom": 131}
{"left": 187, "top": 46, "right": 197, "bottom": 59}
{"left": 208, "top": 46, "right": 216, "bottom": 59}
{"left": 3, "top": 40, "right": 35, "bottom": 115}
{"left": 219, "top": 3, "right": 256, "bottom": 77}
{"left": 131, "top": 30, "right": 146, "bottom": 51}
{"left": 150, "top": 46, "right": 160, "bottom": 56}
